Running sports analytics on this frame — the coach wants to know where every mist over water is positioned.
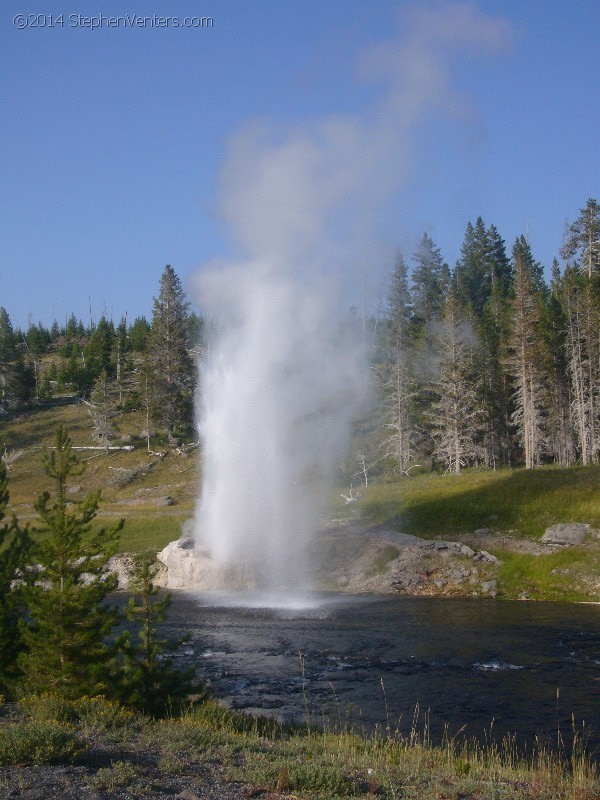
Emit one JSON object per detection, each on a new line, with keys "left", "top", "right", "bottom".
{"left": 191, "top": 3, "right": 513, "bottom": 591}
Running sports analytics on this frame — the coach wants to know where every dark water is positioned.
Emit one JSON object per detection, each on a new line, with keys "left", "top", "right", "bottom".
{"left": 164, "top": 593, "right": 600, "bottom": 753}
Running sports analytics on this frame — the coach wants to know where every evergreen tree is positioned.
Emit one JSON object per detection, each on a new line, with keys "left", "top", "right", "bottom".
{"left": 129, "top": 316, "right": 151, "bottom": 353}
{"left": 0, "top": 308, "right": 16, "bottom": 410}
{"left": 20, "top": 426, "right": 123, "bottom": 699}
{"left": 148, "top": 265, "right": 195, "bottom": 443}
{"left": 120, "top": 558, "right": 198, "bottom": 717}
{"left": 560, "top": 199, "right": 600, "bottom": 462}
{"left": 0, "top": 462, "right": 30, "bottom": 697}
{"left": 561, "top": 198, "right": 599, "bottom": 278}
{"left": 454, "top": 218, "right": 492, "bottom": 318}
{"left": 379, "top": 250, "right": 417, "bottom": 472}
{"left": 560, "top": 264, "right": 599, "bottom": 463}
{"left": 411, "top": 233, "right": 449, "bottom": 324}
{"left": 506, "top": 245, "right": 546, "bottom": 468}
{"left": 430, "top": 282, "right": 483, "bottom": 473}
{"left": 10, "top": 357, "right": 36, "bottom": 409}
{"left": 455, "top": 220, "right": 513, "bottom": 466}
{"left": 487, "top": 224, "right": 513, "bottom": 302}
{"left": 114, "top": 316, "right": 131, "bottom": 406}
{"left": 87, "top": 369, "right": 119, "bottom": 450}
{"left": 85, "top": 315, "right": 115, "bottom": 382}
{"left": 544, "top": 261, "right": 576, "bottom": 466}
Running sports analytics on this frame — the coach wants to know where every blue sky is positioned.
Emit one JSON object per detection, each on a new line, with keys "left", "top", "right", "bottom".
{"left": 1, "top": 0, "right": 598, "bottom": 328}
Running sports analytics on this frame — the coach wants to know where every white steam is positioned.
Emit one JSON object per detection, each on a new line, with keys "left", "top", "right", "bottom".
{"left": 191, "top": 2, "right": 513, "bottom": 590}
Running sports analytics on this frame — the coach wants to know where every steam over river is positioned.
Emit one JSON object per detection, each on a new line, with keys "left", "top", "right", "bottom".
{"left": 163, "top": 594, "right": 600, "bottom": 753}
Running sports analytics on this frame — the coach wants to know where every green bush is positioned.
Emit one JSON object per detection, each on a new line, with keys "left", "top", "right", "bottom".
{"left": 182, "top": 699, "right": 288, "bottom": 738}
{"left": 230, "top": 755, "right": 361, "bottom": 798}
{"left": 90, "top": 760, "right": 138, "bottom": 790}
{"left": 0, "top": 719, "right": 85, "bottom": 766}
{"left": 19, "top": 693, "right": 78, "bottom": 723}
{"left": 73, "top": 695, "right": 139, "bottom": 737}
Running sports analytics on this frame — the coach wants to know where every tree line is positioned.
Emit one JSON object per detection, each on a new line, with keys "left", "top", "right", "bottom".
{"left": 0, "top": 265, "right": 199, "bottom": 447}
{"left": 1, "top": 198, "right": 599, "bottom": 472}
{"left": 372, "top": 198, "right": 599, "bottom": 474}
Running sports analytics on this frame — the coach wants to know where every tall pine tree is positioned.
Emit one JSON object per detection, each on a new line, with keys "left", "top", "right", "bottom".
{"left": 506, "top": 244, "right": 546, "bottom": 468}
{"left": 20, "top": 426, "right": 123, "bottom": 699}
{"left": 379, "top": 250, "right": 416, "bottom": 472}
{"left": 148, "top": 266, "right": 195, "bottom": 444}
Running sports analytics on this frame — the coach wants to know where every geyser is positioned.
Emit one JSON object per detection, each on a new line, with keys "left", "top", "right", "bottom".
{"left": 188, "top": 2, "right": 513, "bottom": 593}
{"left": 193, "top": 263, "right": 368, "bottom": 590}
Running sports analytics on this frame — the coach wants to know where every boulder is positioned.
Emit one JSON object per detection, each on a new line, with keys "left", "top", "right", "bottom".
{"left": 541, "top": 523, "right": 590, "bottom": 546}
{"left": 157, "top": 537, "right": 254, "bottom": 590}
{"left": 476, "top": 550, "right": 498, "bottom": 563}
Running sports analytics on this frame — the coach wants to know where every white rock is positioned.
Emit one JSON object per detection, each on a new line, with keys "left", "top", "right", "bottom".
{"left": 157, "top": 538, "right": 254, "bottom": 590}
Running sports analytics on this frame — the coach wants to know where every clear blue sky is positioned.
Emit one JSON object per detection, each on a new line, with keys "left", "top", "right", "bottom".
{"left": 1, "top": 0, "right": 598, "bottom": 328}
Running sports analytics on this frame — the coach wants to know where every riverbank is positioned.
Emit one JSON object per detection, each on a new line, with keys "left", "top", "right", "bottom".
{"left": 0, "top": 696, "right": 597, "bottom": 800}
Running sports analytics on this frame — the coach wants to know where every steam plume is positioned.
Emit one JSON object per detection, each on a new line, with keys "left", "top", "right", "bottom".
{"left": 191, "top": 2, "right": 513, "bottom": 590}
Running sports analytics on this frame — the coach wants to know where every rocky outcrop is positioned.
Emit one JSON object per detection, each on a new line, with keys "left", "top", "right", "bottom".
{"left": 156, "top": 537, "right": 255, "bottom": 590}
{"left": 309, "top": 527, "right": 501, "bottom": 596}
{"left": 152, "top": 527, "right": 503, "bottom": 597}
{"left": 541, "top": 523, "right": 590, "bottom": 546}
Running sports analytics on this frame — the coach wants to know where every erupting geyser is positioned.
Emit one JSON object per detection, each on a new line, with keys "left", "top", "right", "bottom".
{"left": 184, "top": 2, "right": 513, "bottom": 593}
{"left": 192, "top": 263, "right": 368, "bottom": 591}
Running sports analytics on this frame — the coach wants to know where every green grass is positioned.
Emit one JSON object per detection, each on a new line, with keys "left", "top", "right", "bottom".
{"left": 352, "top": 465, "right": 600, "bottom": 541}
{"left": 3, "top": 689, "right": 598, "bottom": 797}
{"left": 96, "top": 512, "right": 190, "bottom": 553}
{"left": 498, "top": 548, "right": 600, "bottom": 601}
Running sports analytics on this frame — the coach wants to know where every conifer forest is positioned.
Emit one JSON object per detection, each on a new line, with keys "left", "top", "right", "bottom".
{"left": 1, "top": 199, "right": 599, "bottom": 476}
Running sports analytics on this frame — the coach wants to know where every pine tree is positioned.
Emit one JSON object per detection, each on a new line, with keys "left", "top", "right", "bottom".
{"left": 87, "top": 369, "right": 119, "bottom": 450}
{"left": 120, "top": 558, "right": 198, "bottom": 717}
{"left": 411, "top": 233, "right": 449, "bottom": 324}
{"left": 561, "top": 198, "right": 600, "bottom": 279}
{"left": 379, "top": 250, "right": 417, "bottom": 472}
{"left": 454, "top": 218, "right": 492, "bottom": 318}
{"left": 506, "top": 245, "right": 546, "bottom": 468}
{"left": 20, "top": 426, "right": 123, "bottom": 699}
{"left": 430, "top": 282, "right": 483, "bottom": 473}
{"left": 543, "top": 261, "right": 576, "bottom": 466}
{"left": 0, "top": 462, "right": 30, "bottom": 697}
{"left": 85, "top": 316, "right": 115, "bottom": 383}
{"left": 0, "top": 308, "right": 16, "bottom": 410}
{"left": 129, "top": 316, "right": 151, "bottom": 353}
{"left": 148, "top": 265, "right": 195, "bottom": 443}
{"left": 560, "top": 265, "right": 598, "bottom": 463}
{"left": 459, "top": 221, "right": 513, "bottom": 467}
{"left": 560, "top": 199, "right": 600, "bottom": 462}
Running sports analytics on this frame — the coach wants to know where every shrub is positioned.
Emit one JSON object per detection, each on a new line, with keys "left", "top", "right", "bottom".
{"left": 89, "top": 760, "right": 138, "bottom": 790}
{"left": 19, "top": 693, "right": 78, "bottom": 723}
{"left": 74, "top": 695, "right": 138, "bottom": 737}
{"left": 0, "top": 719, "right": 85, "bottom": 766}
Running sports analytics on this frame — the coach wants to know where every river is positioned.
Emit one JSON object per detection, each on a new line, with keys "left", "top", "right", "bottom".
{"left": 163, "top": 593, "right": 600, "bottom": 754}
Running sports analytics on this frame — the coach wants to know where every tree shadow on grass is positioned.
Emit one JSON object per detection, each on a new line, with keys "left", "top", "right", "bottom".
{"left": 364, "top": 466, "right": 600, "bottom": 541}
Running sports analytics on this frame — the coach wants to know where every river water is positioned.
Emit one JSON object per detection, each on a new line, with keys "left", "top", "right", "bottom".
{"left": 164, "top": 593, "right": 600, "bottom": 753}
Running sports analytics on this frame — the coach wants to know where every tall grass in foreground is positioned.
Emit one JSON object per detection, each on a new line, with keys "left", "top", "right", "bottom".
{"left": 2, "top": 695, "right": 596, "bottom": 799}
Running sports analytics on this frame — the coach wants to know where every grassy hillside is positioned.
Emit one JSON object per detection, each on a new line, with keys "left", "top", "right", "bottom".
{"left": 1, "top": 399, "right": 197, "bottom": 552}
{"left": 348, "top": 467, "right": 600, "bottom": 541}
